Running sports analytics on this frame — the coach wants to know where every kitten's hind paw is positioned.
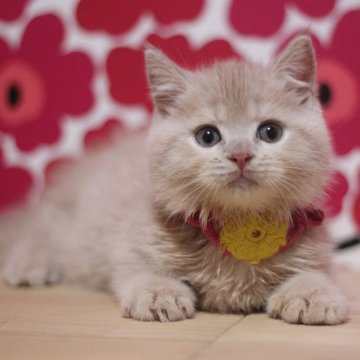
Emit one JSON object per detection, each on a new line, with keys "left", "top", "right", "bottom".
{"left": 2, "top": 241, "right": 60, "bottom": 287}
{"left": 267, "top": 272, "right": 348, "bottom": 325}
{"left": 113, "top": 274, "right": 196, "bottom": 322}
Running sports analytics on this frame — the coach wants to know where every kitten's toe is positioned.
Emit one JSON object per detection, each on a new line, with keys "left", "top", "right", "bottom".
{"left": 267, "top": 272, "right": 348, "bottom": 325}
{"left": 152, "top": 291, "right": 195, "bottom": 322}
{"left": 2, "top": 241, "right": 59, "bottom": 287}
{"left": 4, "top": 265, "right": 59, "bottom": 287}
{"left": 115, "top": 274, "right": 196, "bottom": 322}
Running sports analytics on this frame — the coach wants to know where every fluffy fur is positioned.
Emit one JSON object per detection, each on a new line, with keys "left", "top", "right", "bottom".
{"left": 1, "top": 34, "right": 348, "bottom": 324}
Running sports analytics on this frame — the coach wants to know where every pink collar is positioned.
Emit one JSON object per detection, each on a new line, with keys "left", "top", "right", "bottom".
{"left": 185, "top": 208, "right": 324, "bottom": 257}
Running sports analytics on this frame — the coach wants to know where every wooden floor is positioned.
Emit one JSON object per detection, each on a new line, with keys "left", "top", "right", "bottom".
{"left": 0, "top": 269, "right": 359, "bottom": 360}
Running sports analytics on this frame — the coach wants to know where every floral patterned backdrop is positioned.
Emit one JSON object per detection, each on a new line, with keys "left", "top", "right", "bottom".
{"left": 0, "top": 0, "right": 359, "bottom": 265}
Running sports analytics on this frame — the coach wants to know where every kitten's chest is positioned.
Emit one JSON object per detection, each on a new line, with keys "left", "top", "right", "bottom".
{"left": 158, "top": 231, "right": 286, "bottom": 313}
{"left": 187, "top": 251, "right": 279, "bottom": 311}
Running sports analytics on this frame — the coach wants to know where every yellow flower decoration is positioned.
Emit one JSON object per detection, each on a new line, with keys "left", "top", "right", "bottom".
{"left": 220, "top": 215, "right": 288, "bottom": 264}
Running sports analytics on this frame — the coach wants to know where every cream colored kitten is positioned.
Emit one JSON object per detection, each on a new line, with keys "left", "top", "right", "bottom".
{"left": 2, "top": 34, "right": 348, "bottom": 324}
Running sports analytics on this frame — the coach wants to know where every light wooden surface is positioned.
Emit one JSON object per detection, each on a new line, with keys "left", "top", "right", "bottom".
{"left": 0, "top": 269, "right": 359, "bottom": 360}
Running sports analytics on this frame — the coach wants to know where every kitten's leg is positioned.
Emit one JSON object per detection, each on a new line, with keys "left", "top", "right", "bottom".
{"left": 2, "top": 238, "right": 60, "bottom": 287}
{"left": 267, "top": 272, "right": 348, "bottom": 325}
{"left": 112, "top": 273, "right": 196, "bottom": 322}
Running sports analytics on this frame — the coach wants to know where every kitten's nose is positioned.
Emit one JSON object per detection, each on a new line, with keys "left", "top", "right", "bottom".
{"left": 229, "top": 153, "right": 253, "bottom": 171}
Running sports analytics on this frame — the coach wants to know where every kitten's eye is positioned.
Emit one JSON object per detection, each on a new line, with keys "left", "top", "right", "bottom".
{"left": 257, "top": 122, "right": 283, "bottom": 143}
{"left": 195, "top": 126, "right": 221, "bottom": 147}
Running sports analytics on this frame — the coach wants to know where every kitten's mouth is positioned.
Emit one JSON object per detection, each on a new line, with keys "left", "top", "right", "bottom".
{"left": 228, "top": 174, "right": 259, "bottom": 190}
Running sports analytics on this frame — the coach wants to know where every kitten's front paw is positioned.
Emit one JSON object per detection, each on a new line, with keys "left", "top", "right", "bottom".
{"left": 267, "top": 272, "right": 348, "bottom": 325}
{"left": 114, "top": 274, "right": 196, "bottom": 322}
{"left": 2, "top": 241, "right": 59, "bottom": 287}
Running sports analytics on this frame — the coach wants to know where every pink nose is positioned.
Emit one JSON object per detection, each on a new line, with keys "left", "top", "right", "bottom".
{"left": 229, "top": 153, "right": 253, "bottom": 170}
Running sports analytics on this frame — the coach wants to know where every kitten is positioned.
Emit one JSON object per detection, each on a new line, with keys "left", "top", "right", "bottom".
{"left": 1, "top": 34, "right": 348, "bottom": 324}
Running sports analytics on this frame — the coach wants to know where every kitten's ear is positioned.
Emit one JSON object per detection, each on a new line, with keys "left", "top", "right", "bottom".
{"left": 272, "top": 33, "right": 316, "bottom": 102}
{"left": 145, "top": 44, "right": 189, "bottom": 116}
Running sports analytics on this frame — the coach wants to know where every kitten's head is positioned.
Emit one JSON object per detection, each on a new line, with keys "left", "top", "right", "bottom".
{"left": 145, "top": 34, "right": 332, "bottom": 221}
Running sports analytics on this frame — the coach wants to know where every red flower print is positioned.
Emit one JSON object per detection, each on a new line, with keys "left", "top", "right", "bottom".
{"left": 317, "top": 59, "right": 357, "bottom": 129}
{"left": 354, "top": 195, "right": 360, "bottom": 230}
{"left": 354, "top": 173, "right": 360, "bottom": 230}
{"left": 314, "top": 10, "right": 360, "bottom": 155}
{"left": 76, "top": 0, "right": 204, "bottom": 35}
{"left": 325, "top": 171, "right": 349, "bottom": 218}
{"left": 107, "top": 47, "right": 150, "bottom": 109}
{"left": 84, "top": 118, "right": 125, "bottom": 150}
{"left": 44, "top": 157, "right": 74, "bottom": 186}
{"left": 0, "top": 147, "right": 32, "bottom": 211}
{"left": 230, "top": 0, "right": 335, "bottom": 37}
{"left": 106, "top": 35, "right": 239, "bottom": 109}
{"left": 147, "top": 35, "right": 240, "bottom": 70}
{"left": 0, "top": 14, "right": 94, "bottom": 151}
{"left": 0, "top": 0, "right": 29, "bottom": 22}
